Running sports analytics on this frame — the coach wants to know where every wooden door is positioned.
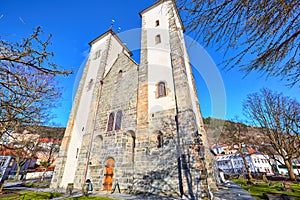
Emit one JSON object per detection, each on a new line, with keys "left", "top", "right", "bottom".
{"left": 103, "top": 158, "right": 114, "bottom": 190}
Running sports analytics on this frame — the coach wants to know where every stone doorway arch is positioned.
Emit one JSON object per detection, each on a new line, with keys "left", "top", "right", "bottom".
{"left": 103, "top": 158, "right": 114, "bottom": 190}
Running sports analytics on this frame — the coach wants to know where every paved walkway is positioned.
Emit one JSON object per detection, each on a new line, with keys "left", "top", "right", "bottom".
{"left": 213, "top": 181, "right": 255, "bottom": 200}
{"left": 3, "top": 180, "right": 254, "bottom": 200}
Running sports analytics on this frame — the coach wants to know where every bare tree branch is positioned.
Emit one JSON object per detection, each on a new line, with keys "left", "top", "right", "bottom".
{"left": 177, "top": 0, "right": 300, "bottom": 87}
{"left": 243, "top": 88, "right": 300, "bottom": 180}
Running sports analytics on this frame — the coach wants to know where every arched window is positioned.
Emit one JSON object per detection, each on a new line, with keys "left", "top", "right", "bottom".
{"left": 115, "top": 110, "right": 122, "bottom": 130}
{"left": 107, "top": 112, "right": 115, "bottom": 131}
{"left": 157, "top": 82, "right": 166, "bottom": 97}
{"left": 155, "top": 34, "right": 161, "bottom": 44}
{"left": 157, "top": 134, "right": 163, "bottom": 148}
{"left": 117, "top": 70, "right": 122, "bottom": 81}
{"left": 155, "top": 20, "right": 160, "bottom": 27}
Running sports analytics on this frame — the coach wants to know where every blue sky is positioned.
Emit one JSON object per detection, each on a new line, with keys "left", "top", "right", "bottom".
{"left": 1, "top": 1, "right": 299, "bottom": 127}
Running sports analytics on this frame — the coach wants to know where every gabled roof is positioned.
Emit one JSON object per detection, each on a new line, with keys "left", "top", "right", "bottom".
{"left": 0, "top": 146, "right": 37, "bottom": 159}
{"left": 39, "top": 138, "right": 61, "bottom": 145}
{"left": 139, "top": 0, "right": 185, "bottom": 32}
{"left": 88, "top": 29, "right": 133, "bottom": 56}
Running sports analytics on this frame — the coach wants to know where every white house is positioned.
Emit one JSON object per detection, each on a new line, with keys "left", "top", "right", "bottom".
{"left": 0, "top": 149, "right": 36, "bottom": 181}
{"left": 215, "top": 148, "right": 273, "bottom": 175}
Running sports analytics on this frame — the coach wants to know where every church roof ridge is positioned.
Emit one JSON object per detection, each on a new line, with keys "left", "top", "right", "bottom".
{"left": 89, "top": 29, "right": 133, "bottom": 56}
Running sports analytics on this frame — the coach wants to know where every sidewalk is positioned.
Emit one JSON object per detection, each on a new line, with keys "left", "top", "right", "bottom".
{"left": 3, "top": 180, "right": 254, "bottom": 200}
{"left": 213, "top": 181, "right": 255, "bottom": 200}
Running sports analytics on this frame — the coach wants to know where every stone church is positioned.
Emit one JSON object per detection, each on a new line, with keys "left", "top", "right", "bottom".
{"left": 51, "top": 0, "right": 216, "bottom": 198}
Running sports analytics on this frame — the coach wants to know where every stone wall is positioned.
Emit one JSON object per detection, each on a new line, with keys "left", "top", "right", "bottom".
{"left": 50, "top": 58, "right": 91, "bottom": 188}
{"left": 74, "top": 52, "right": 139, "bottom": 191}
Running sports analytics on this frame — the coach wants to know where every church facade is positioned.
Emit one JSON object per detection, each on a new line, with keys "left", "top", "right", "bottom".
{"left": 51, "top": 0, "right": 216, "bottom": 198}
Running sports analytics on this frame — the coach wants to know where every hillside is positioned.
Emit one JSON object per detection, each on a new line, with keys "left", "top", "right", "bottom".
{"left": 203, "top": 117, "right": 265, "bottom": 145}
{"left": 14, "top": 125, "right": 65, "bottom": 140}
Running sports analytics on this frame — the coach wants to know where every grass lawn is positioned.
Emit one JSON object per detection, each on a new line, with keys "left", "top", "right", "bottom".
{"left": 0, "top": 190, "right": 63, "bottom": 200}
{"left": 0, "top": 190, "right": 117, "bottom": 200}
{"left": 232, "top": 179, "right": 300, "bottom": 200}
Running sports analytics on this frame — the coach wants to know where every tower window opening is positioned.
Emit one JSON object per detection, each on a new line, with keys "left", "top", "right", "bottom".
{"left": 157, "top": 134, "right": 163, "bottom": 148}
{"left": 87, "top": 78, "right": 94, "bottom": 91}
{"left": 115, "top": 110, "right": 122, "bottom": 130}
{"left": 94, "top": 50, "right": 101, "bottom": 60}
{"left": 107, "top": 112, "right": 115, "bottom": 131}
{"left": 155, "top": 34, "right": 161, "bottom": 44}
{"left": 117, "top": 70, "right": 123, "bottom": 81}
{"left": 132, "top": 136, "right": 136, "bottom": 162}
{"left": 157, "top": 82, "right": 166, "bottom": 97}
{"left": 75, "top": 148, "right": 79, "bottom": 159}
{"left": 155, "top": 20, "right": 160, "bottom": 27}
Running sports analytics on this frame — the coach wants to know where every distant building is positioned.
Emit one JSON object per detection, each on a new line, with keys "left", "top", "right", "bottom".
{"left": 273, "top": 156, "right": 300, "bottom": 176}
{"left": 36, "top": 138, "right": 61, "bottom": 165}
{"left": 211, "top": 143, "right": 229, "bottom": 155}
{"left": 215, "top": 148, "right": 273, "bottom": 175}
{"left": 0, "top": 148, "right": 36, "bottom": 181}
{"left": 0, "top": 156, "right": 14, "bottom": 182}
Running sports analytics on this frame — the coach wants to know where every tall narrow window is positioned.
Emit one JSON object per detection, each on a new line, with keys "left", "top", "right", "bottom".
{"left": 115, "top": 111, "right": 122, "bottom": 130}
{"left": 155, "top": 20, "right": 160, "bottom": 27}
{"left": 107, "top": 112, "right": 115, "bottom": 131}
{"left": 87, "top": 79, "right": 94, "bottom": 91}
{"left": 94, "top": 50, "right": 101, "bottom": 60}
{"left": 132, "top": 135, "right": 135, "bottom": 162}
{"left": 0, "top": 158, "right": 6, "bottom": 166}
{"left": 117, "top": 70, "right": 123, "bottom": 81}
{"left": 157, "top": 134, "right": 163, "bottom": 148}
{"left": 155, "top": 34, "right": 161, "bottom": 44}
{"left": 158, "top": 82, "right": 166, "bottom": 97}
{"left": 75, "top": 148, "right": 79, "bottom": 159}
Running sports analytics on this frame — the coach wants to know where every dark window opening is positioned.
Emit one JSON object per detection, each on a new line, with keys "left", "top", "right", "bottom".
{"left": 155, "top": 34, "right": 161, "bottom": 44}
{"left": 132, "top": 136, "right": 135, "bottom": 162}
{"left": 75, "top": 148, "right": 79, "bottom": 159}
{"left": 87, "top": 79, "right": 94, "bottom": 91}
{"left": 155, "top": 20, "right": 160, "bottom": 27}
{"left": 117, "top": 70, "right": 123, "bottom": 81}
{"left": 107, "top": 112, "right": 115, "bottom": 131}
{"left": 157, "top": 134, "right": 163, "bottom": 148}
{"left": 158, "top": 82, "right": 166, "bottom": 97}
{"left": 115, "top": 111, "right": 122, "bottom": 130}
{"left": 94, "top": 50, "right": 101, "bottom": 60}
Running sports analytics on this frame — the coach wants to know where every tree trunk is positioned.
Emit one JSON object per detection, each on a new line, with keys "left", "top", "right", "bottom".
{"left": 0, "top": 180, "right": 4, "bottom": 193}
{"left": 41, "top": 168, "right": 47, "bottom": 182}
{"left": 238, "top": 144, "right": 253, "bottom": 181}
{"left": 284, "top": 159, "right": 296, "bottom": 181}
{"left": 14, "top": 165, "right": 22, "bottom": 181}
{"left": 240, "top": 152, "right": 253, "bottom": 180}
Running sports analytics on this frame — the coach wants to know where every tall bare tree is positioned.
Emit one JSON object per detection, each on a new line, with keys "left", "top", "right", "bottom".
{"left": 177, "top": 0, "right": 300, "bottom": 86}
{"left": 0, "top": 26, "right": 71, "bottom": 138}
{"left": 243, "top": 88, "right": 300, "bottom": 180}
{"left": 0, "top": 27, "right": 71, "bottom": 189}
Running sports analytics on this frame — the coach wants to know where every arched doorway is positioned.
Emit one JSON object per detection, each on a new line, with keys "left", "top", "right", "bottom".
{"left": 103, "top": 158, "right": 114, "bottom": 190}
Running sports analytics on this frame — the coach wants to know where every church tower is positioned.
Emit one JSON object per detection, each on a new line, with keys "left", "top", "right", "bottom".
{"left": 135, "top": 0, "right": 216, "bottom": 197}
{"left": 51, "top": 0, "right": 216, "bottom": 198}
